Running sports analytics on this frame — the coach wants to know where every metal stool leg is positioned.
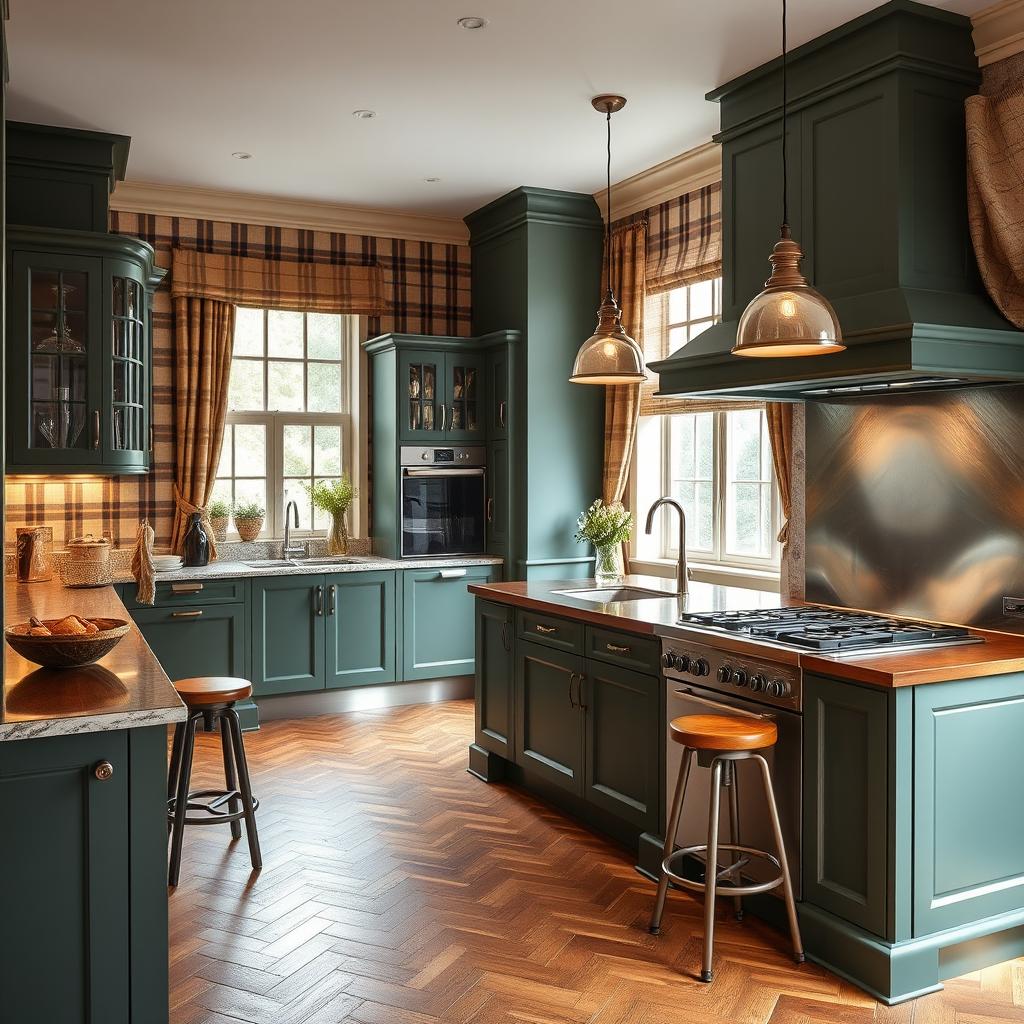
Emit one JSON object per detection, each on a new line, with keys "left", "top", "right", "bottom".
{"left": 219, "top": 712, "right": 242, "bottom": 841}
{"left": 754, "top": 754, "right": 803, "bottom": 964}
{"left": 726, "top": 762, "right": 744, "bottom": 921}
{"left": 167, "top": 722, "right": 186, "bottom": 837}
{"left": 701, "top": 758, "right": 724, "bottom": 982}
{"left": 226, "top": 707, "right": 262, "bottom": 872}
{"left": 650, "top": 747, "right": 691, "bottom": 935}
{"left": 168, "top": 711, "right": 200, "bottom": 887}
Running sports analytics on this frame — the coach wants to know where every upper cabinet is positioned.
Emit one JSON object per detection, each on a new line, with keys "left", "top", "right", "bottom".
{"left": 396, "top": 344, "right": 487, "bottom": 444}
{"left": 6, "top": 228, "right": 163, "bottom": 474}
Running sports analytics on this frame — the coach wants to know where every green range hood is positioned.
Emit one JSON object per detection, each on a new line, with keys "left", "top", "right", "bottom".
{"left": 652, "top": 0, "right": 1024, "bottom": 402}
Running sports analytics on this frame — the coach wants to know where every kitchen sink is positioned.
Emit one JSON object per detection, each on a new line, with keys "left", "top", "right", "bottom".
{"left": 243, "top": 559, "right": 294, "bottom": 568}
{"left": 553, "top": 585, "right": 676, "bottom": 603}
{"left": 243, "top": 556, "right": 374, "bottom": 569}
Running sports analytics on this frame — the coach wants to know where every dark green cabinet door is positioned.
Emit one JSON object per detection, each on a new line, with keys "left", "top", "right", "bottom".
{"left": 444, "top": 351, "right": 487, "bottom": 442}
{"left": 251, "top": 575, "right": 326, "bottom": 694}
{"left": 515, "top": 639, "right": 584, "bottom": 795}
{"left": 475, "top": 599, "right": 514, "bottom": 759}
{"left": 325, "top": 570, "right": 397, "bottom": 688}
{"left": 398, "top": 348, "right": 446, "bottom": 443}
{"left": 0, "top": 730, "right": 130, "bottom": 1023}
{"left": 486, "top": 439, "right": 509, "bottom": 558}
{"left": 582, "top": 662, "right": 660, "bottom": 831}
{"left": 488, "top": 347, "right": 508, "bottom": 440}
{"left": 803, "top": 674, "right": 889, "bottom": 937}
{"left": 401, "top": 564, "right": 499, "bottom": 680}
{"left": 130, "top": 602, "right": 246, "bottom": 682}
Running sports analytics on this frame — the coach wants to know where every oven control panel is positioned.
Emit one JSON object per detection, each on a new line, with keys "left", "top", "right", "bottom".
{"left": 661, "top": 640, "right": 801, "bottom": 711}
{"left": 400, "top": 445, "right": 486, "bottom": 467}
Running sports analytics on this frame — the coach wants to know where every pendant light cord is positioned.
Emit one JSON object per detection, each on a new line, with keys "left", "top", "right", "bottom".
{"left": 781, "top": 0, "right": 788, "bottom": 229}
{"left": 605, "top": 110, "right": 612, "bottom": 292}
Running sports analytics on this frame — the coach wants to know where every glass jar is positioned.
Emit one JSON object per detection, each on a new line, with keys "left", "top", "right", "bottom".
{"left": 15, "top": 526, "right": 53, "bottom": 582}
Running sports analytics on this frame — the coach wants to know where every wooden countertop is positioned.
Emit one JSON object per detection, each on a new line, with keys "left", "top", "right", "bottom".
{"left": 2, "top": 579, "right": 185, "bottom": 742}
{"left": 469, "top": 577, "right": 1024, "bottom": 688}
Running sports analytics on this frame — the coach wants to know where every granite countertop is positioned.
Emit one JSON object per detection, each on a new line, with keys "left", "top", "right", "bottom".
{"left": 2, "top": 579, "right": 186, "bottom": 742}
{"left": 113, "top": 554, "right": 504, "bottom": 585}
{"left": 469, "top": 576, "right": 1024, "bottom": 688}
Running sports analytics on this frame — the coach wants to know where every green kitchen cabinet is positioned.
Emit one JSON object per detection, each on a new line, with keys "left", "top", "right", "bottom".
{"left": 474, "top": 599, "right": 514, "bottom": 760}
{"left": 394, "top": 343, "right": 486, "bottom": 444}
{"left": 250, "top": 574, "right": 326, "bottom": 695}
{"left": 515, "top": 638, "right": 585, "bottom": 795}
{"left": 129, "top": 602, "right": 247, "bottom": 683}
{"left": 401, "top": 563, "right": 500, "bottom": 680}
{"left": 325, "top": 570, "right": 397, "bottom": 688}
{"left": 488, "top": 344, "right": 509, "bottom": 440}
{"left": 486, "top": 438, "right": 510, "bottom": 559}
{"left": 0, "top": 726, "right": 170, "bottom": 1023}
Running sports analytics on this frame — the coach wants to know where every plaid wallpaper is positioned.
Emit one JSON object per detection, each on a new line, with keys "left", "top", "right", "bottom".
{"left": 5, "top": 214, "right": 471, "bottom": 550}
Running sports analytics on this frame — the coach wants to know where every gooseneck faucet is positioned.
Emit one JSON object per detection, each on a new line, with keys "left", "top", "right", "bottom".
{"left": 283, "top": 500, "right": 305, "bottom": 559}
{"left": 645, "top": 497, "right": 689, "bottom": 597}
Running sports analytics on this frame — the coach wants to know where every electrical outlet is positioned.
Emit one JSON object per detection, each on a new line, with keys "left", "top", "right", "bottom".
{"left": 1003, "top": 597, "right": 1024, "bottom": 617}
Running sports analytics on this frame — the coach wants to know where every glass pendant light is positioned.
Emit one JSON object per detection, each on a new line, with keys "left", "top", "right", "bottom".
{"left": 570, "top": 95, "right": 647, "bottom": 385}
{"left": 733, "top": 0, "right": 844, "bottom": 358}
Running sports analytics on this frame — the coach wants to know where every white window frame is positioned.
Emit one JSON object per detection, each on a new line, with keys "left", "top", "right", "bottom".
{"left": 220, "top": 310, "right": 365, "bottom": 541}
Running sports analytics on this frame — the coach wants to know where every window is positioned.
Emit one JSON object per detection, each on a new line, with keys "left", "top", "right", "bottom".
{"left": 214, "top": 308, "right": 358, "bottom": 539}
{"left": 634, "top": 278, "right": 781, "bottom": 574}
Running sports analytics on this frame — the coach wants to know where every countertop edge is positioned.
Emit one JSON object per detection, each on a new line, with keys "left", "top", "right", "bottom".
{"left": 0, "top": 704, "right": 185, "bottom": 742}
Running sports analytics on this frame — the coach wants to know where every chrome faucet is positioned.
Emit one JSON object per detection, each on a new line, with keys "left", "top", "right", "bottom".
{"left": 282, "top": 500, "right": 306, "bottom": 559}
{"left": 645, "top": 497, "right": 689, "bottom": 597}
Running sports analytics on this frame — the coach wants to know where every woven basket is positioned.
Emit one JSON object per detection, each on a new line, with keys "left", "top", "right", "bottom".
{"left": 234, "top": 515, "right": 264, "bottom": 543}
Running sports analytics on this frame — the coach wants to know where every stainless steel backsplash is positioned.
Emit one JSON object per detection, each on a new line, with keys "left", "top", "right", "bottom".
{"left": 805, "top": 386, "right": 1024, "bottom": 631}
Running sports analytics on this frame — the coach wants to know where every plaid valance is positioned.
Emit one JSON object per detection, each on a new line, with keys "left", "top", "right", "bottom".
{"left": 170, "top": 249, "right": 389, "bottom": 315}
{"left": 645, "top": 182, "right": 722, "bottom": 294}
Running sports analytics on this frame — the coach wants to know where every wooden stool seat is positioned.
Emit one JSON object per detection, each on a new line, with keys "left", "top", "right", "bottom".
{"left": 669, "top": 713, "right": 777, "bottom": 751}
{"left": 174, "top": 676, "right": 252, "bottom": 707}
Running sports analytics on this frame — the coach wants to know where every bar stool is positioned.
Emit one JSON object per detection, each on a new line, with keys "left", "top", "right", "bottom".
{"left": 649, "top": 714, "right": 803, "bottom": 982}
{"left": 167, "top": 676, "right": 262, "bottom": 887}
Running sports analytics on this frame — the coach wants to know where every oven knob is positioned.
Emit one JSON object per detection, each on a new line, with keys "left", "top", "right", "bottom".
{"left": 732, "top": 669, "right": 748, "bottom": 687}
{"left": 693, "top": 658, "right": 710, "bottom": 677}
{"left": 662, "top": 652, "right": 676, "bottom": 669}
{"left": 674, "top": 654, "right": 690, "bottom": 673}
{"left": 771, "top": 678, "right": 790, "bottom": 697}
{"left": 421, "top": 451, "right": 431, "bottom": 461}
{"left": 749, "top": 674, "right": 767, "bottom": 692}
{"left": 717, "top": 665, "right": 733, "bottom": 683}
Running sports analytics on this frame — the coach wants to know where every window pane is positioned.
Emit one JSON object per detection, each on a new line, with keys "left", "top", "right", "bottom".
{"left": 228, "top": 359, "right": 264, "bottom": 411}
{"left": 234, "top": 307, "right": 264, "bottom": 356}
{"left": 314, "top": 424, "right": 342, "bottom": 476}
{"left": 695, "top": 413, "right": 714, "bottom": 478}
{"left": 212, "top": 478, "right": 233, "bottom": 508}
{"left": 312, "top": 478, "right": 341, "bottom": 531}
{"left": 690, "top": 279, "right": 714, "bottom": 320}
{"left": 667, "top": 326, "right": 687, "bottom": 356}
{"left": 727, "top": 481, "right": 764, "bottom": 556}
{"left": 283, "top": 424, "right": 312, "bottom": 476}
{"left": 728, "top": 410, "right": 765, "bottom": 482}
{"left": 694, "top": 480, "right": 714, "bottom": 550}
{"left": 307, "top": 313, "right": 342, "bottom": 360}
{"left": 234, "top": 478, "right": 267, "bottom": 517}
{"left": 670, "top": 416, "right": 694, "bottom": 478}
{"left": 267, "top": 310, "right": 304, "bottom": 358}
{"left": 268, "top": 360, "right": 304, "bottom": 410}
{"left": 689, "top": 319, "right": 713, "bottom": 341}
{"left": 283, "top": 480, "right": 313, "bottom": 529}
{"left": 668, "top": 412, "right": 714, "bottom": 556}
{"left": 307, "top": 361, "right": 342, "bottom": 412}
{"left": 668, "top": 286, "right": 686, "bottom": 325}
{"left": 217, "top": 425, "right": 233, "bottom": 478}
{"left": 234, "top": 423, "right": 266, "bottom": 477}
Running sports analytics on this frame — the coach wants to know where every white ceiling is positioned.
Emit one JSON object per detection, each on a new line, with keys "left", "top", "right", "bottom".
{"left": 7, "top": 0, "right": 989, "bottom": 219}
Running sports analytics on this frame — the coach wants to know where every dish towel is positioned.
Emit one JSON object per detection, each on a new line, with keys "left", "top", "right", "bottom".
{"left": 131, "top": 519, "right": 156, "bottom": 606}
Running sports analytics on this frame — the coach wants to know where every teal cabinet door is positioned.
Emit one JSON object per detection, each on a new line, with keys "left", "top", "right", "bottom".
{"left": 582, "top": 662, "right": 660, "bottom": 832}
{"left": 486, "top": 438, "right": 509, "bottom": 558}
{"left": 251, "top": 575, "right": 326, "bottom": 694}
{"left": 488, "top": 347, "right": 508, "bottom": 440}
{"left": 130, "top": 601, "right": 246, "bottom": 682}
{"left": 515, "top": 639, "right": 584, "bottom": 794}
{"left": 325, "top": 570, "right": 397, "bottom": 688}
{"left": 913, "top": 673, "right": 1024, "bottom": 936}
{"left": 443, "top": 351, "right": 487, "bottom": 442}
{"left": 475, "top": 599, "right": 514, "bottom": 759}
{"left": 0, "top": 730, "right": 130, "bottom": 1023}
{"left": 401, "top": 564, "right": 499, "bottom": 680}
{"left": 398, "top": 348, "right": 446, "bottom": 443}
{"left": 803, "top": 674, "right": 889, "bottom": 937}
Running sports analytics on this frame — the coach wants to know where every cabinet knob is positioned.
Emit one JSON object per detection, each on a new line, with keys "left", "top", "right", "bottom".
{"left": 94, "top": 761, "right": 114, "bottom": 782}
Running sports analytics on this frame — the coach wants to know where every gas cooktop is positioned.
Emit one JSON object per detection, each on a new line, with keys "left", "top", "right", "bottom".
{"left": 677, "top": 605, "right": 981, "bottom": 654}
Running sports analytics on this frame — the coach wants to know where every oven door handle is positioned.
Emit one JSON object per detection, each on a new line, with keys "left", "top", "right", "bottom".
{"left": 672, "top": 687, "right": 770, "bottom": 720}
{"left": 402, "top": 467, "right": 485, "bottom": 477}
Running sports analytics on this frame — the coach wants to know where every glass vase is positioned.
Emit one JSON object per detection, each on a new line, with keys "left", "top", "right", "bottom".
{"left": 594, "top": 541, "right": 625, "bottom": 584}
{"left": 327, "top": 511, "right": 349, "bottom": 556}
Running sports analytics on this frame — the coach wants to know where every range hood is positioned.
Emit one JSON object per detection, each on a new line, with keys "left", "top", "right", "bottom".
{"left": 653, "top": 0, "right": 1024, "bottom": 401}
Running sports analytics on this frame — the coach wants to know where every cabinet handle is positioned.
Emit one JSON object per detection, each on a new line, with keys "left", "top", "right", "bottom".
{"left": 535, "top": 624, "right": 557, "bottom": 635}
{"left": 440, "top": 568, "right": 467, "bottom": 580}
{"left": 315, "top": 585, "right": 324, "bottom": 616}
{"left": 171, "top": 582, "right": 204, "bottom": 594}
{"left": 568, "top": 672, "right": 577, "bottom": 709}
{"left": 171, "top": 609, "right": 203, "bottom": 619}
{"left": 328, "top": 584, "right": 336, "bottom": 616}
{"left": 606, "top": 642, "right": 632, "bottom": 654}
{"left": 498, "top": 400, "right": 506, "bottom": 429}
{"left": 576, "top": 674, "right": 587, "bottom": 711}
{"left": 500, "top": 620, "right": 511, "bottom": 652}
{"left": 439, "top": 404, "right": 447, "bottom": 431}
{"left": 92, "top": 410, "right": 101, "bottom": 450}
{"left": 93, "top": 761, "right": 114, "bottom": 782}
{"left": 486, "top": 497, "right": 494, "bottom": 523}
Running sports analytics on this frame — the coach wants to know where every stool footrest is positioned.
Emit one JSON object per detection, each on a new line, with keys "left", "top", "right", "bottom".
{"left": 662, "top": 843, "right": 784, "bottom": 898}
{"left": 167, "top": 788, "right": 260, "bottom": 827}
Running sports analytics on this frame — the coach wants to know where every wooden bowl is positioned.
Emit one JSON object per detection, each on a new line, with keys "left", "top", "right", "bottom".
{"left": 4, "top": 617, "right": 130, "bottom": 669}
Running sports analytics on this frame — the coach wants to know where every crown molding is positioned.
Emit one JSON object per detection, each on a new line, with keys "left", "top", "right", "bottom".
{"left": 596, "top": 141, "right": 722, "bottom": 221}
{"left": 972, "top": 0, "right": 1024, "bottom": 66}
{"left": 109, "top": 180, "right": 470, "bottom": 246}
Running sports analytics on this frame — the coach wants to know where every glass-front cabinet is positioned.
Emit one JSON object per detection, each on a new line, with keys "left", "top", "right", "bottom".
{"left": 399, "top": 347, "right": 486, "bottom": 444}
{"left": 7, "top": 228, "right": 164, "bottom": 474}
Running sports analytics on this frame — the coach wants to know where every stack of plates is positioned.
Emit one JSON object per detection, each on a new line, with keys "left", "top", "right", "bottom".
{"left": 153, "top": 555, "right": 184, "bottom": 573}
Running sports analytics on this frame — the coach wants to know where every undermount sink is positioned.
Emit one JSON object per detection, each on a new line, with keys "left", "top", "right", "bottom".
{"left": 243, "top": 556, "right": 374, "bottom": 569}
{"left": 553, "top": 585, "right": 677, "bottom": 603}
{"left": 243, "top": 559, "right": 294, "bottom": 568}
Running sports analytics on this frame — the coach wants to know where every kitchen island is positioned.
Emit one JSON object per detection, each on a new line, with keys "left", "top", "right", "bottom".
{"left": 468, "top": 576, "right": 1024, "bottom": 1004}
{"left": 1, "top": 578, "right": 184, "bottom": 1024}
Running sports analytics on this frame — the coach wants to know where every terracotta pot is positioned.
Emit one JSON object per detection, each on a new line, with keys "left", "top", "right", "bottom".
{"left": 234, "top": 515, "right": 264, "bottom": 542}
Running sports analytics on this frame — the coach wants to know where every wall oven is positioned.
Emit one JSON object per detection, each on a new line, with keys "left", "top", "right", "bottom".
{"left": 400, "top": 446, "right": 486, "bottom": 558}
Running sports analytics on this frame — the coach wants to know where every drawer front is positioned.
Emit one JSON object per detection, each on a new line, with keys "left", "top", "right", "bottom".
{"left": 586, "top": 625, "right": 660, "bottom": 675}
{"left": 130, "top": 603, "right": 246, "bottom": 682}
{"left": 121, "top": 577, "right": 246, "bottom": 609}
{"left": 517, "top": 608, "right": 583, "bottom": 655}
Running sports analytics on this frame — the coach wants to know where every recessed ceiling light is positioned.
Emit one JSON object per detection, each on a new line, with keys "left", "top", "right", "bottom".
{"left": 457, "top": 16, "right": 488, "bottom": 29}
{"left": 423, "top": 177, "right": 442, "bottom": 183}
{"left": 352, "top": 109, "right": 376, "bottom": 120}
{"left": 231, "top": 151, "right": 253, "bottom": 160}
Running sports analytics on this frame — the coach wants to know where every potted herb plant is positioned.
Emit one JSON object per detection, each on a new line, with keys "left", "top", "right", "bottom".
{"left": 303, "top": 475, "right": 356, "bottom": 555}
{"left": 232, "top": 500, "right": 265, "bottom": 543}
{"left": 575, "top": 499, "right": 632, "bottom": 584}
{"left": 208, "top": 498, "right": 231, "bottom": 543}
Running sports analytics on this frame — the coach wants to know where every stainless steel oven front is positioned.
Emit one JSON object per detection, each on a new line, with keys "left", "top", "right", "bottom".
{"left": 400, "top": 446, "right": 486, "bottom": 557}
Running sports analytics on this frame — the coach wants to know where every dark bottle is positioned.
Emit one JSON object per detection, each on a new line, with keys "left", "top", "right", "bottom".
{"left": 182, "top": 512, "right": 210, "bottom": 567}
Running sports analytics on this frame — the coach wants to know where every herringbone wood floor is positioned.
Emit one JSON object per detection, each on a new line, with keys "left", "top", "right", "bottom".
{"left": 169, "top": 700, "right": 1024, "bottom": 1024}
